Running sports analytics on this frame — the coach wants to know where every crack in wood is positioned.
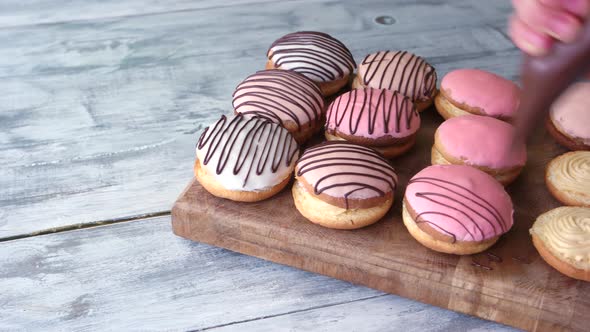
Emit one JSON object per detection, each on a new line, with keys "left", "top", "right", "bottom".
{"left": 0, "top": 210, "right": 170, "bottom": 243}
{"left": 190, "top": 294, "right": 389, "bottom": 331}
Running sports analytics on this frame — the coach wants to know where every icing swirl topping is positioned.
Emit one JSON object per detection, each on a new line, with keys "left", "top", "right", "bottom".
{"left": 296, "top": 141, "right": 397, "bottom": 208}
{"left": 357, "top": 51, "right": 437, "bottom": 102}
{"left": 532, "top": 207, "right": 590, "bottom": 269}
{"left": 547, "top": 151, "right": 590, "bottom": 200}
{"left": 267, "top": 31, "right": 356, "bottom": 82}
{"left": 326, "top": 87, "right": 420, "bottom": 141}
{"left": 232, "top": 70, "right": 325, "bottom": 131}
{"left": 197, "top": 114, "right": 299, "bottom": 191}
{"left": 405, "top": 165, "right": 513, "bottom": 242}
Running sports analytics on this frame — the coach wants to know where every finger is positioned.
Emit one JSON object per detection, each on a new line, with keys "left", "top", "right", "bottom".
{"left": 509, "top": 15, "right": 554, "bottom": 55}
{"left": 512, "top": 0, "right": 582, "bottom": 42}
{"left": 539, "top": 0, "right": 590, "bottom": 18}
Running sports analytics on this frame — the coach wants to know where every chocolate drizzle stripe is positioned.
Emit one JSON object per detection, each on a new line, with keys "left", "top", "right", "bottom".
{"left": 233, "top": 70, "right": 324, "bottom": 130}
{"left": 408, "top": 176, "right": 508, "bottom": 241}
{"left": 361, "top": 51, "right": 436, "bottom": 101}
{"left": 414, "top": 212, "right": 471, "bottom": 243}
{"left": 298, "top": 160, "right": 396, "bottom": 182}
{"left": 296, "top": 141, "right": 397, "bottom": 209}
{"left": 197, "top": 114, "right": 298, "bottom": 188}
{"left": 268, "top": 31, "right": 356, "bottom": 82}
{"left": 326, "top": 88, "right": 417, "bottom": 136}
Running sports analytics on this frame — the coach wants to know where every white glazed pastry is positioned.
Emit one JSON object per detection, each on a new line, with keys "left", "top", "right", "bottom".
{"left": 195, "top": 114, "right": 299, "bottom": 202}
{"left": 266, "top": 31, "right": 356, "bottom": 96}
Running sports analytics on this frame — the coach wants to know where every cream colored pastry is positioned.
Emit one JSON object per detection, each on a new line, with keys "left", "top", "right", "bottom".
{"left": 530, "top": 206, "right": 590, "bottom": 281}
{"left": 546, "top": 151, "right": 590, "bottom": 207}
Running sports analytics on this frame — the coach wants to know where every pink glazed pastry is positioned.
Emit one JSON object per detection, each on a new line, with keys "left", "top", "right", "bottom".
{"left": 325, "top": 88, "right": 421, "bottom": 158}
{"left": 435, "top": 69, "right": 520, "bottom": 122}
{"left": 403, "top": 165, "right": 514, "bottom": 255}
{"left": 432, "top": 115, "right": 527, "bottom": 186}
{"left": 547, "top": 82, "right": 590, "bottom": 151}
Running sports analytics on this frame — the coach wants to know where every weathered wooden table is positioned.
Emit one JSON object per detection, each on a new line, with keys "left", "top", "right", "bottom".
{"left": 1, "top": 1, "right": 521, "bottom": 330}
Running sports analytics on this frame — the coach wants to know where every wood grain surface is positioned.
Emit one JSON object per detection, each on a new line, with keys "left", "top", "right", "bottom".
{"left": 0, "top": 0, "right": 517, "bottom": 239}
{"left": 0, "top": 215, "right": 512, "bottom": 331}
{"left": 0, "top": 0, "right": 545, "bottom": 330}
{"left": 172, "top": 110, "right": 589, "bottom": 332}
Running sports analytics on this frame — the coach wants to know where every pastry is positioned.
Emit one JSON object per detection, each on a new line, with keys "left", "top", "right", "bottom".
{"left": 266, "top": 31, "right": 355, "bottom": 97}
{"left": 352, "top": 50, "right": 437, "bottom": 112}
{"left": 293, "top": 141, "right": 398, "bottom": 229}
{"left": 432, "top": 114, "right": 526, "bottom": 186}
{"left": 195, "top": 114, "right": 299, "bottom": 202}
{"left": 325, "top": 87, "right": 420, "bottom": 158}
{"left": 546, "top": 151, "right": 590, "bottom": 207}
{"left": 530, "top": 206, "right": 590, "bottom": 282}
{"left": 403, "top": 165, "right": 514, "bottom": 255}
{"left": 435, "top": 69, "right": 520, "bottom": 122}
{"left": 547, "top": 82, "right": 590, "bottom": 151}
{"left": 233, "top": 69, "right": 325, "bottom": 144}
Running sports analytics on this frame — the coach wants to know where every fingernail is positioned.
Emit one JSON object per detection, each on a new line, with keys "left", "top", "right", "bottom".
{"left": 548, "top": 14, "right": 580, "bottom": 42}
{"left": 521, "top": 41, "right": 547, "bottom": 56}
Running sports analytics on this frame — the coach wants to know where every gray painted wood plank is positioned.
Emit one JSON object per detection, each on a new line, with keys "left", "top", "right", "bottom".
{"left": 208, "top": 296, "right": 514, "bottom": 332}
{"left": 0, "top": 216, "right": 515, "bottom": 331}
{"left": 0, "top": 0, "right": 517, "bottom": 239}
{"left": 0, "top": 0, "right": 294, "bottom": 28}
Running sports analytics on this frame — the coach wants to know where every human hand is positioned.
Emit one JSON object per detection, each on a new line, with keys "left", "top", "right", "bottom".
{"left": 509, "top": 0, "right": 589, "bottom": 55}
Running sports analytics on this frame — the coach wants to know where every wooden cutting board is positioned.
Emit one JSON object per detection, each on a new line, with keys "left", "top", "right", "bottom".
{"left": 171, "top": 110, "right": 589, "bottom": 332}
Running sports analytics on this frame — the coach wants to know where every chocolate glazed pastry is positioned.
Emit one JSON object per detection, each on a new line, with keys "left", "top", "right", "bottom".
{"left": 513, "top": 21, "right": 590, "bottom": 143}
{"left": 195, "top": 114, "right": 299, "bottom": 202}
{"left": 353, "top": 51, "right": 437, "bottom": 112}
{"left": 232, "top": 69, "right": 325, "bottom": 144}
{"left": 266, "top": 31, "right": 356, "bottom": 97}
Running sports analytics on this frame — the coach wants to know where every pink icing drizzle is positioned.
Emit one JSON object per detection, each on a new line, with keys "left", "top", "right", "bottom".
{"left": 405, "top": 165, "right": 514, "bottom": 242}
{"left": 436, "top": 115, "right": 527, "bottom": 168}
{"left": 325, "top": 88, "right": 420, "bottom": 140}
{"left": 550, "top": 82, "right": 590, "bottom": 144}
{"left": 441, "top": 69, "right": 520, "bottom": 119}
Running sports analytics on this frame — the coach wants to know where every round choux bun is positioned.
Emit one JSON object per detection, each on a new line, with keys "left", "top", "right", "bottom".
{"left": 195, "top": 114, "right": 299, "bottom": 202}
{"left": 195, "top": 159, "right": 291, "bottom": 202}
{"left": 546, "top": 151, "right": 590, "bottom": 207}
{"left": 266, "top": 31, "right": 355, "bottom": 97}
{"left": 233, "top": 69, "right": 325, "bottom": 144}
{"left": 324, "top": 88, "right": 420, "bottom": 159}
{"left": 403, "top": 165, "right": 514, "bottom": 255}
{"left": 547, "top": 82, "right": 590, "bottom": 151}
{"left": 530, "top": 206, "right": 590, "bottom": 282}
{"left": 435, "top": 69, "right": 520, "bottom": 122}
{"left": 431, "top": 115, "right": 526, "bottom": 186}
{"left": 353, "top": 50, "right": 437, "bottom": 112}
{"left": 293, "top": 141, "right": 398, "bottom": 229}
